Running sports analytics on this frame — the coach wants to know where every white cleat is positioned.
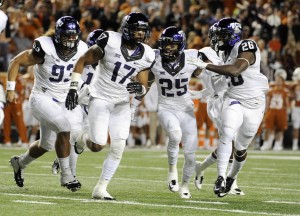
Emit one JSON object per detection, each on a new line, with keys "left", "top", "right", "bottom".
{"left": 92, "top": 185, "right": 116, "bottom": 200}
{"left": 179, "top": 187, "right": 192, "bottom": 199}
{"left": 228, "top": 179, "right": 245, "bottom": 196}
{"left": 194, "top": 161, "right": 204, "bottom": 190}
{"left": 229, "top": 187, "right": 245, "bottom": 195}
{"left": 168, "top": 179, "right": 179, "bottom": 192}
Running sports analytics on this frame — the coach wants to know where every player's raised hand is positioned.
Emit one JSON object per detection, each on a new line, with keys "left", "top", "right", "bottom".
{"left": 65, "top": 89, "right": 78, "bottom": 110}
{"left": 187, "top": 58, "right": 208, "bottom": 69}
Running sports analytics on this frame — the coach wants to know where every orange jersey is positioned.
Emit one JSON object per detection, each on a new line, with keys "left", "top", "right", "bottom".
{"left": 267, "top": 87, "right": 289, "bottom": 110}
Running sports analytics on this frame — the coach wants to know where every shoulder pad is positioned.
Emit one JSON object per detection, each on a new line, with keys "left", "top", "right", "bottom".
{"left": 238, "top": 40, "right": 258, "bottom": 53}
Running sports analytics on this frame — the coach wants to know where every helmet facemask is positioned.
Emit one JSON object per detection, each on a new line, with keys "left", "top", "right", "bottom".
{"left": 159, "top": 27, "right": 185, "bottom": 62}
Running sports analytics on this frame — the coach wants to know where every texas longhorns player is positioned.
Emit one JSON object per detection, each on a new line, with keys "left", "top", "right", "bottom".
{"left": 261, "top": 69, "right": 290, "bottom": 151}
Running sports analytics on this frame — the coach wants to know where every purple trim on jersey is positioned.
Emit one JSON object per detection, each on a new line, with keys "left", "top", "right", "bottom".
{"left": 229, "top": 100, "right": 241, "bottom": 106}
{"left": 52, "top": 98, "right": 59, "bottom": 102}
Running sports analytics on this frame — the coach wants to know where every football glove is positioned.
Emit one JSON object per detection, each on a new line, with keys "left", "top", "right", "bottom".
{"left": 66, "top": 89, "right": 78, "bottom": 110}
{"left": 189, "top": 90, "right": 203, "bottom": 99}
{"left": 187, "top": 58, "right": 208, "bottom": 69}
{"left": 126, "top": 81, "right": 145, "bottom": 95}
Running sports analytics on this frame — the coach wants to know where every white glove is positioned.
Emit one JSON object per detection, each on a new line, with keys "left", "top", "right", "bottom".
{"left": 130, "top": 97, "right": 141, "bottom": 121}
{"left": 187, "top": 58, "right": 208, "bottom": 69}
{"left": 189, "top": 90, "right": 203, "bottom": 99}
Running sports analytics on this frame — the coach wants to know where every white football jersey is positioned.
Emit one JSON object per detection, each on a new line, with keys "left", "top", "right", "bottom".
{"left": 198, "top": 47, "right": 228, "bottom": 98}
{"left": 151, "top": 49, "right": 198, "bottom": 111}
{"left": 222, "top": 39, "right": 269, "bottom": 101}
{"left": 31, "top": 36, "right": 88, "bottom": 102}
{"left": 0, "top": 10, "right": 8, "bottom": 33}
{"left": 89, "top": 31, "right": 155, "bottom": 103}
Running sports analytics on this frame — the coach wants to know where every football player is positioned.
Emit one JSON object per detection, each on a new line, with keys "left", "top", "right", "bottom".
{"left": 188, "top": 17, "right": 269, "bottom": 197}
{"left": 6, "top": 16, "right": 86, "bottom": 192}
{"left": 52, "top": 29, "right": 104, "bottom": 175}
{"left": 65, "top": 12, "right": 155, "bottom": 200}
{"left": 260, "top": 69, "right": 290, "bottom": 151}
{"left": 190, "top": 23, "right": 244, "bottom": 195}
{"left": 148, "top": 26, "right": 203, "bottom": 199}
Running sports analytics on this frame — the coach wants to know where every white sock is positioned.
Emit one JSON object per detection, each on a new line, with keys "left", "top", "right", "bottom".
{"left": 69, "top": 145, "right": 78, "bottom": 177}
{"left": 29, "top": 134, "right": 36, "bottom": 144}
{"left": 58, "top": 157, "right": 70, "bottom": 170}
{"left": 19, "top": 151, "right": 35, "bottom": 168}
{"left": 273, "top": 136, "right": 283, "bottom": 149}
{"left": 101, "top": 156, "right": 119, "bottom": 181}
{"left": 227, "top": 159, "right": 246, "bottom": 179}
{"left": 199, "top": 154, "right": 217, "bottom": 172}
{"left": 217, "top": 141, "right": 232, "bottom": 178}
{"left": 168, "top": 164, "right": 178, "bottom": 181}
{"left": 262, "top": 133, "right": 274, "bottom": 149}
{"left": 96, "top": 178, "right": 109, "bottom": 191}
{"left": 182, "top": 152, "right": 195, "bottom": 183}
{"left": 293, "top": 138, "right": 298, "bottom": 149}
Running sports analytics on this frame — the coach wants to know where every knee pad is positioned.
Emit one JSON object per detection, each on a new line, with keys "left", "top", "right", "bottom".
{"left": 234, "top": 149, "right": 247, "bottom": 162}
{"left": 109, "top": 140, "right": 126, "bottom": 160}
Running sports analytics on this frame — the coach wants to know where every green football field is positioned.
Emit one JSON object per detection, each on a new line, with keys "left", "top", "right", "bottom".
{"left": 0, "top": 146, "right": 299, "bottom": 216}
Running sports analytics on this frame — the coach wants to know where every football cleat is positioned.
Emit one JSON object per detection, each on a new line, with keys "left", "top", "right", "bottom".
{"left": 229, "top": 187, "right": 245, "bottom": 196}
{"left": 61, "top": 180, "right": 81, "bottom": 192}
{"left": 194, "top": 161, "right": 204, "bottom": 190}
{"left": 214, "top": 176, "right": 226, "bottom": 197}
{"left": 10, "top": 156, "right": 24, "bottom": 187}
{"left": 179, "top": 187, "right": 192, "bottom": 199}
{"left": 52, "top": 158, "right": 60, "bottom": 175}
{"left": 225, "top": 177, "right": 246, "bottom": 196}
{"left": 92, "top": 185, "right": 116, "bottom": 200}
{"left": 168, "top": 180, "right": 179, "bottom": 192}
{"left": 74, "top": 131, "right": 87, "bottom": 154}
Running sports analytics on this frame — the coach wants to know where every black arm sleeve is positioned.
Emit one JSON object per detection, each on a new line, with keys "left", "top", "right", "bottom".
{"left": 32, "top": 40, "right": 45, "bottom": 59}
{"left": 238, "top": 39, "right": 258, "bottom": 54}
{"left": 198, "top": 51, "right": 209, "bottom": 62}
{"left": 96, "top": 31, "right": 109, "bottom": 52}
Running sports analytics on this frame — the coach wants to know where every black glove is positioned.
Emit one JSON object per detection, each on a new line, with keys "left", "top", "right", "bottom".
{"left": 126, "top": 81, "right": 143, "bottom": 94}
{"left": 65, "top": 89, "right": 78, "bottom": 110}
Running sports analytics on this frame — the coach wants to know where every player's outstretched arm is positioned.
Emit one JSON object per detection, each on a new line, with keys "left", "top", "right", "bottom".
{"left": 6, "top": 49, "right": 43, "bottom": 103}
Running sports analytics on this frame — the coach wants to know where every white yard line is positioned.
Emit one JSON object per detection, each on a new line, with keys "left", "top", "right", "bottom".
{"left": 1, "top": 172, "right": 300, "bottom": 192}
{"left": 265, "top": 201, "right": 300, "bottom": 205}
{"left": 1, "top": 193, "right": 298, "bottom": 216}
{"left": 12, "top": 200, "right": 55, "bottom": 205}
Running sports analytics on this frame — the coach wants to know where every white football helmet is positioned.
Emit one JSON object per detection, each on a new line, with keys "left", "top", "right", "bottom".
{"left": 292, "top": 67, "right": 300, "bottom": 81}
{"left": 274, "top": 68, "right": 287, "bottom": 80}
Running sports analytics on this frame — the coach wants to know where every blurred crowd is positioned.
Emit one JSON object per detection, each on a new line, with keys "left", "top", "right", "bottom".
{"left": 0, "top": 0, "right": 299, "bottom": 150}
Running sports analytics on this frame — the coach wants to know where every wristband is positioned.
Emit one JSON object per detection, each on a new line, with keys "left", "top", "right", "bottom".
{"left": 70, "top": 72, "right": 81, "bottom": 90}
{"left": 6, "top": 81, "right": 16, "bottom": 91}
{"left": 136, "top": 85, "right": 146, "bottom": 96}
